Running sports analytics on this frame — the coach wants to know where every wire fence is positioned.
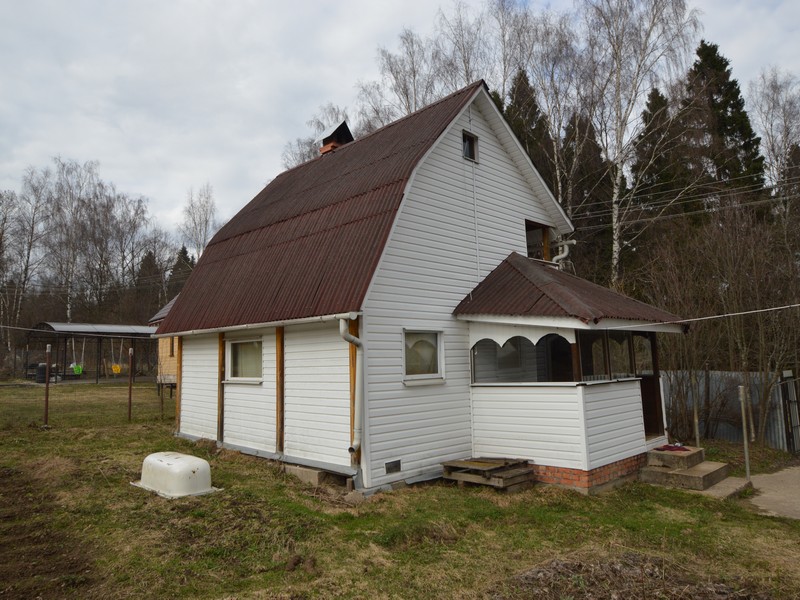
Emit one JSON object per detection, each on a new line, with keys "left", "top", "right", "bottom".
{"left": 0, "top": 380, "right": 175, "bottom": 430}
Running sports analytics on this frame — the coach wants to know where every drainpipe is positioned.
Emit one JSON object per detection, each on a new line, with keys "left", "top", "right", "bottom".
{"left": 552, "top": 239, "right": 576, "bottom": 267}
{"left": 339, "top": 314, "right": 363, "bottom": 454}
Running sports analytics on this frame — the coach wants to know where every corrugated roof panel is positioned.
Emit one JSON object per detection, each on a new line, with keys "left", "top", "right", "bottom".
{"left": 454, "top": 252, "right": 681, "bottom": 326}
{"left": 159, "top": 81, "right": 485, "bottom": 334}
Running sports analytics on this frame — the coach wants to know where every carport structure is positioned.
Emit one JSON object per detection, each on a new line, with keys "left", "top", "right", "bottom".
{"left": 27, "top": 322, "right": 157, "bottom": 383}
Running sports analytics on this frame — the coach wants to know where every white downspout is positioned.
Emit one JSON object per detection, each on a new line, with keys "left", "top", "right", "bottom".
{"left": 552, "top": 239, "right": 576, "bottom": 267}
{"left": 339, "top": 314, "right": 363, "bottom": 454}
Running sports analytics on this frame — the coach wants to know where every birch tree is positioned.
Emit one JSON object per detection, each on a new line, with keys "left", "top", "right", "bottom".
{"left": 581, "top": 0, "right": 699, "bottom": 286}
{"left": 179, "top": 183, "right": 218, "bottom": 261}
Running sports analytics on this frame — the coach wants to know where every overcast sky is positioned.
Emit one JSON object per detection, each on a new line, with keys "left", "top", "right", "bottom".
{"left": 2, "top": 0, "right": 798, "bottom": 233}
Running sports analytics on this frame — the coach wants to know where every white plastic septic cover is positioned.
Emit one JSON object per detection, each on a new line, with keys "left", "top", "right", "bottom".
{"left": 132, "top": 451, "right": 220, "bottom": 499}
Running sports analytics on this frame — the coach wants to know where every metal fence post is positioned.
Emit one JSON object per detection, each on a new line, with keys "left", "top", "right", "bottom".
{"left": 739, "top": 385, "right": 751, "bottom": 482}
{"left": 44, "top": 344, "right": 51, "bottom": 426}
{"left": 127, "top": 347, "right": 134, "bottom": 423}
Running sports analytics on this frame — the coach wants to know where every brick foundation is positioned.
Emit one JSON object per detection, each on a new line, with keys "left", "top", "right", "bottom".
{"left": 530, "top": 453, "right": 647, "bottom": 495}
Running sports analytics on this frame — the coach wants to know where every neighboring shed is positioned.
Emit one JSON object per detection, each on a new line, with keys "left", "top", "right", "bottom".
{"left": 149, "top": 296, "right": 180, "bottom": 396}
{"left": 158, "top": 80, "right": 684, "bottom": 494}
{"left": 27, "top": 322, "right": 158, "bottom": 383}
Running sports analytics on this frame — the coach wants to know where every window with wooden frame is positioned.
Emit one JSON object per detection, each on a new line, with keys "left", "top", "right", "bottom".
{"left": 226, "top": 339, "right": 263, "bottom": 381}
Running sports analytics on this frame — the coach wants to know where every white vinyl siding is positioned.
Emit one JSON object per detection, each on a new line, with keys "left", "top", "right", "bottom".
{"left": 180, "top": 334, "right": 219, "bottom": 441}
{"left": 363, "top": 97, "right": 557, "bottom": 488}
{"left": 223, "top": 329, "right": 277, "bottom": 453}
{"left": 283, "top": 322, "right": 351, "bottom": 467}
{"left": 471, "top": 380, "right": 646, "bottom": 471}
{"left": 583, "top": 379, "right": 646, "bottom": 469}
{"left": 471, "top": 385, "right": 587, "bottom": 469}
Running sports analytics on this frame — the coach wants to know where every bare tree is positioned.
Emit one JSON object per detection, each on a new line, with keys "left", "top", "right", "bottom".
{"left": 516, "top": 8, "right": 590, "bottom": 217}
{"left": 0, "top": 190, "right": 15, "bottom": 346}
{"left": 749, "top": 67, "right": 800, "bottom": 195}
{"left": 357, "top": 28, "right": 443, "bottom": 128}
{"left": 580, "top": 0, "right": 700, "bottom": 286}
{"left": 436, "top": 1, "right": 491, "bottom": 92}
{"left": 46, "top": 157, "right": 99, "bottom": 321}
{"left": 7, "top": 166, "right": 51, "bottom": 335}
{"left": 486, "top": 0, "right": 525, "bottom": 101}
{"left": 281, "top": 103, "right": 353, "bottom": 170}
{"left": 179, "top": 182, "right": 218, "bottom": 260}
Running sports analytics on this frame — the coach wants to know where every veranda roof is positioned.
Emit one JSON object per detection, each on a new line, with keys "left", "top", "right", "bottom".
{"left": 454, "top": 252, "right": 685, "bottom": 333}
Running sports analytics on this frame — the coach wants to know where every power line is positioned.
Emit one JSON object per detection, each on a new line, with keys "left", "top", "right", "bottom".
{"left": 609, "top": 303, "right": 800, "bottom": 330}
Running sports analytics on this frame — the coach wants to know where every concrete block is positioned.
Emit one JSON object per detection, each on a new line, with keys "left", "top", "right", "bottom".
{"left": 284, "top": 464, "right": 330, "bottom": 486}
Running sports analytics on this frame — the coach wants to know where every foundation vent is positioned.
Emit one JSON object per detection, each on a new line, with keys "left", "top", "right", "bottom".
{"left": 385, "top": 459, "right": 402, "bottom": 474}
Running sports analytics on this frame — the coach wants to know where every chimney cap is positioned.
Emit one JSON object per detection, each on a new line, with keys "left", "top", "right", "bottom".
{"left": 318, "top": 121, "right": 354, "bottom": 154}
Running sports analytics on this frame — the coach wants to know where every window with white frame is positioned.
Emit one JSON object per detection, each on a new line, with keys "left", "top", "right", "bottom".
{"left": 403, "top": 330, "right": 443, "bottom": 381}
{"left": 228, "top": 339, "right": 262, "bottom": 380}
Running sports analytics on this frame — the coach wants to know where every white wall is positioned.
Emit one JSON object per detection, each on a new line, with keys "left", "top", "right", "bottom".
{"left": 471, "top": 385, "right": 587, "bottom": 469}
{"left": 180, "top": 334, "right": 219, "bottom": 440}
{"left": 582, "top": 380, "right": 647, "bottom": 469}
{"left": 362, "top": 95, "right": 560, "bottom": 488}
{"left": 223, "top": 328, "right": 277, "bottom": 453}
{"left": 284, "top": 321, "right": 351, "bottom": 467}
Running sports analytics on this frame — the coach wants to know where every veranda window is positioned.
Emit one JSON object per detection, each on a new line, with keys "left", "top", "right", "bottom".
{"left": 471, "top": 334, "right": 573, "bottom": 383}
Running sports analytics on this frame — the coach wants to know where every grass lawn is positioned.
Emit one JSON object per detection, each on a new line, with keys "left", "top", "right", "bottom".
{"left": 1, "top": 383, "right": 799, "bottom": 599}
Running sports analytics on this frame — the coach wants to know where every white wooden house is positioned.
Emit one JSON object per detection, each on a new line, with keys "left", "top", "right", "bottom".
{"left": 157, "top": 80, "right": 683, "bottom": 494}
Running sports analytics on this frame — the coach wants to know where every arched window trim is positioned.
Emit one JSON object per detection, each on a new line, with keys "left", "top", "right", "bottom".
{"left": 471, "top": 333, "right": 574, "bottom": 384}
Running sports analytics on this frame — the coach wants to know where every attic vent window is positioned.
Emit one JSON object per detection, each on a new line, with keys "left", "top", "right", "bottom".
{"left": 462, "top": 131, "right": 478, "bottom": 161}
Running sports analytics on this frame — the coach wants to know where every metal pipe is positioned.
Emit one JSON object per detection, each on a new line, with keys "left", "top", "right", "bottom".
{"left": 552, "top": 239, "right": 576, "bottom": 266}
{"left": 339, "top": 314, "right": 363, "bottom": 455}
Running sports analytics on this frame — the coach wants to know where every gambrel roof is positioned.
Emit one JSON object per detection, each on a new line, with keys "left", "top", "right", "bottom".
{"left": 158, "top": 80, "right": 571, "bottom": 335}
{"left": 454, "top": 252, "right": 683, "bottom": 331}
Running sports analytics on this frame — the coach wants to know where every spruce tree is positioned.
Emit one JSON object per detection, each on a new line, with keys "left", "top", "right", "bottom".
{"left": 135, "top": 250, "right": 164, "bottom": 323}
{"left": 166, "top": 246, "right": 195, "bottom": 301}
{"left": 503, "top": 70, "right": 556, "bottom": 196}
{"left": 680, "top": 40, "right": 765, "bottom": 201}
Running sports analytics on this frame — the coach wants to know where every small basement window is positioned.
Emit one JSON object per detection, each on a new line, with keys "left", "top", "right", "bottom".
{"left": 403, "top": 330, "right": 444, "bottom": 383}
{"left": 228, "top": 339, "right": 262, "bottom": 380}
{"left": 462, "top": 131, "right": 478, "bottom": 161}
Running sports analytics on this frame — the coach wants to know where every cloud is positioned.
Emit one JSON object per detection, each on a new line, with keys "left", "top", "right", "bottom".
{"left": 1, "top": 0, "right": 797, "bottom": 232}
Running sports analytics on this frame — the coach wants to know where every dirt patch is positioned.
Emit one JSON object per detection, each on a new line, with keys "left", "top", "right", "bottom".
{"left": 489, "top": 552, "right": 771, "bottom": 599}
{"left": 0, "top": 465, "right": 95, "bottom": 599}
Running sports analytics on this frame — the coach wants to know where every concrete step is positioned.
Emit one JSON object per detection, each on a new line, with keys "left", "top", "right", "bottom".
{"left": 640, "top": 461, "right": 730, "bottom": 491}
{"left": 646, "top": 446, "right": 705, "bottom": 469}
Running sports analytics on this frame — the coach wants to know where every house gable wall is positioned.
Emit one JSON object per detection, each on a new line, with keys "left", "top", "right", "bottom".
{"left": 362, "top": 93, "right": 560, "bottom": 488}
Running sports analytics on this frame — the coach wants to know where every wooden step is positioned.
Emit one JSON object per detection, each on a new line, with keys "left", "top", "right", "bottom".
{"left": 442, "top": 457, "right": 535, "bottom": 491}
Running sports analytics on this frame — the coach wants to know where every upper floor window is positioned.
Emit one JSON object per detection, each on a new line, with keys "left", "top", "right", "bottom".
{"left": 525, "top": 220, "right": 551, "bottom": 260}
{"left": 462, "top": 131, "right": 478, "bottom": 161}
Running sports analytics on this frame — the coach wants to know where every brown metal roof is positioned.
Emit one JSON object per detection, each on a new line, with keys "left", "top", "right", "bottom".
{"left": 148, "top": 295, "right": 178, "bottom": 325}
{"left": 158, "top": 81, "right": 487, "bottom": 334}
{"left": 454, "top": 252, "right": 682, "bottom": 326}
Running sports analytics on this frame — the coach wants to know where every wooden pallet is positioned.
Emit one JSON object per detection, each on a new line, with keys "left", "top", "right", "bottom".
{"left": 442, "top": 457, "right": 536, "bottom": 492}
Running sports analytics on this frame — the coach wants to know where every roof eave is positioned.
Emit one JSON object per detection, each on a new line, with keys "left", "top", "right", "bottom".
{"left": 155, "top": 311, "right": 363, "bottom": 338}
{"left": 455, "top": 313, "right": 685, "bottom": 333}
